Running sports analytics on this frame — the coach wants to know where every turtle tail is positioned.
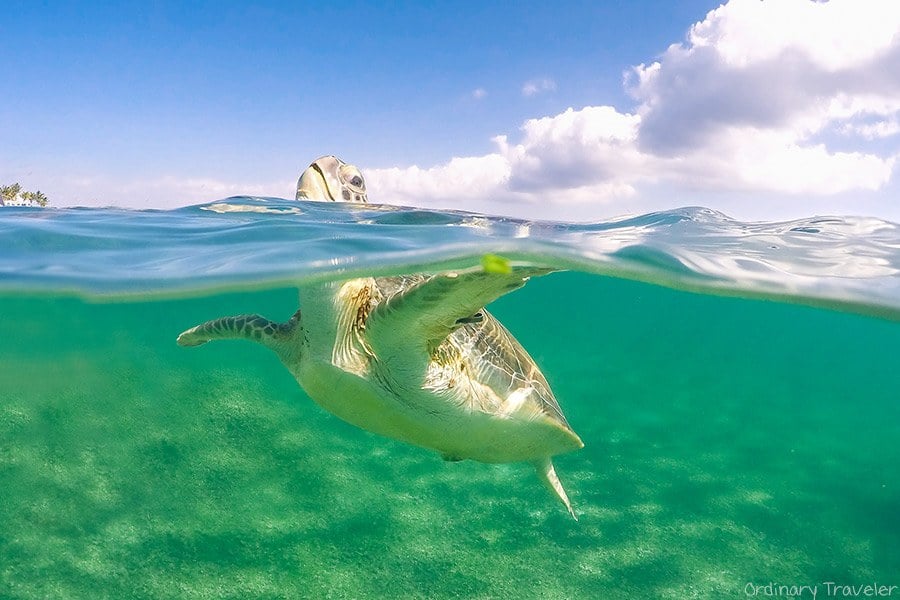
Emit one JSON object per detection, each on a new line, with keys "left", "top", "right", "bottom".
{"left": 177, "top": 310, "right": 301, "bottom": 354}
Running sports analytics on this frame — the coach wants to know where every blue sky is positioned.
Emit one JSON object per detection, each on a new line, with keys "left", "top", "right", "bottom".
{"left": 2, "top": 1, "right": 899, "bottom": 221}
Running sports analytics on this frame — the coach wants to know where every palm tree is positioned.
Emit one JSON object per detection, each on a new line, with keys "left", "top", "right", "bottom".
{"left": 1, "top": 183, "right": 49, "bottom": 207}
{"left": 0, "top": 183, "right": 22, "bottom": 206}
{"left": 21, "top": 190, "right": 49, "bottom": 207}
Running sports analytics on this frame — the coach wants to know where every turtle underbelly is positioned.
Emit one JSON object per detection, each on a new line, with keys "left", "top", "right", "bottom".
{"left": 297, "top": 361, "right": 580, "bottom": 463}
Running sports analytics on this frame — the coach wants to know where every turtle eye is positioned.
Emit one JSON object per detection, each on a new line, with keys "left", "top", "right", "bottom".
{"left": 339, "top": 163, "right": 366, "bottom": 192}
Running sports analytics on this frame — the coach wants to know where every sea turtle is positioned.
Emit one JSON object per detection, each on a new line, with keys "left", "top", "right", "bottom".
{"left": 295, "top": 154, "right": 368, "bottom": 203}
{"left": 177, "top": 156, "right": 584, "bottom": 518}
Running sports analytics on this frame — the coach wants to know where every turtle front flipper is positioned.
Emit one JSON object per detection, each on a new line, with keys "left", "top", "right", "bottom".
{"left": 177, "top": 310, "right": 300, "bottom": 357}
{"left": 367, "top": 265, "right": 554, "bottom": 357}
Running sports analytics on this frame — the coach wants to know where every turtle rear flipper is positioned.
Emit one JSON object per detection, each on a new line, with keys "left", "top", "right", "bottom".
{"left": 177, "top": 310, "right": 300, "bottom": 355}
{"left": 534, "top": 457, "right": 577, "bottom": 520}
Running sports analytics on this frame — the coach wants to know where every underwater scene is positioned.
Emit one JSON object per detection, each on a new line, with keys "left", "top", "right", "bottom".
{"left": 1, "top": 198, "right": 898, "bottom": 599}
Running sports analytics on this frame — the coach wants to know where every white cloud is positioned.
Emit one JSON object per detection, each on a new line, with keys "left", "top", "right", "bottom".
{"left": 686, "top": 0, "right": 900, "bottom": 70}
{"left": 522, "top": 78, "right": 557, "bottom": 97}
{"left": 841, "top": 118, "right": 900, "bottom": 140}
{"left": 499, "top": 106, "right": 644, "bottom": 192}
{"left": 367, "top": 154, "right": 511, "bottom": 213}
{"left": 471, "top": 88, "right": 487, "bottom": 100}
{"left": 370, "top": 0, "right": 900, "bottom": 220}
{"left": 367, "top": 108, "right": 643, "bottom": 214}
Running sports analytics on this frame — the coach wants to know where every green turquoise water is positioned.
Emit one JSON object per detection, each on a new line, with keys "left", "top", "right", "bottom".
{"left": 1, "top": 200, "right": 898, "bottom": 598}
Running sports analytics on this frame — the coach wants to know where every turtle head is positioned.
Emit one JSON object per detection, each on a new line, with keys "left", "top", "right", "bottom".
{"left": 295, "top": 155, "right": 368, "bottom": 203}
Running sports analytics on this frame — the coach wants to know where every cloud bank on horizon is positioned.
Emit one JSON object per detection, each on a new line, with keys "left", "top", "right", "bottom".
{"left": 367, "top": 0, "right": 900, "bottom": 220}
